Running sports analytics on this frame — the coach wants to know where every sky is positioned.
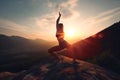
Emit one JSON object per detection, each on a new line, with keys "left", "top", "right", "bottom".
{"left": 0, "top": 0, "right": 120, "bottom": 43}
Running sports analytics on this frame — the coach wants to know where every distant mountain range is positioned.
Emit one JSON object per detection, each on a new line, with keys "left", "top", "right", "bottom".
{"left": 0, "top": 34, "right": 55, "bottom": 72}
{"left": 0, "top": 34, "right": 54, "bottom": 50}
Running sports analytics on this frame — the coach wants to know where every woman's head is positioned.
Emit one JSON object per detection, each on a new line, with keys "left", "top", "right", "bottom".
{"left": 58, "top": 23, "right": 64, "bottom": 28}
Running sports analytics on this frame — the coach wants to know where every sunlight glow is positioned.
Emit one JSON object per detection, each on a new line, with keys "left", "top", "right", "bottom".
{"left": 66, "top": 29, "right": 75, "bottom": 38}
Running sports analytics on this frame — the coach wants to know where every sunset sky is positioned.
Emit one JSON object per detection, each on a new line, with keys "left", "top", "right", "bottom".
{"left": 0, "top": 0, "right": 120, "bottom": 43}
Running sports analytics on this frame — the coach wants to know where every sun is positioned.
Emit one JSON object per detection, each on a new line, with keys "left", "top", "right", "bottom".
{"left": 65, "top": 28, "right": 76, "bottom": 38}
{"left": 64, "top": 26, "right": 80, "bottom": 43}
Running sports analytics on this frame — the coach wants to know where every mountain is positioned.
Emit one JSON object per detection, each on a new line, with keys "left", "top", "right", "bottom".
{"left": 0, "top": 34, "right": 54, "bottom": 50}
{"left": 0, "top": 56, "right": 119, "bottom": 80}
{"left": 69, "top": 21, "right": 120, "bottom": 74}
{"left": 0, "top": 34, "right": 55, "bottom": 72}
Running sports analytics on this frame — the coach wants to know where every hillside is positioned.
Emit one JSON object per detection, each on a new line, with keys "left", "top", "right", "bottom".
{"left": 70, "top": 21, "right": 120, "bottom": 74}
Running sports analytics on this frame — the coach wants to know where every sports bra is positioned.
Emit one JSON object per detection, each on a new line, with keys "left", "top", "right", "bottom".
{"left": 56, "top": 32, "right": 64, "bottom": 39}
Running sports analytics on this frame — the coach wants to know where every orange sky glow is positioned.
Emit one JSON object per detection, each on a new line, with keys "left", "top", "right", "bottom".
{"left": 0, "top": 0, "right": 120, "bottom": 43}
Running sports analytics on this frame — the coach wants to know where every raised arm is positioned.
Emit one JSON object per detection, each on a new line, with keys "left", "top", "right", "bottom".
{"left": 56, "top": 12, "right": 61, "bottom": 27}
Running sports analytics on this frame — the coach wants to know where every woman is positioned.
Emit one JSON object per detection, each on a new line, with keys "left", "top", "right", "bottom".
{"left": 48, "top": 12, "right": 76, "bottom": 62}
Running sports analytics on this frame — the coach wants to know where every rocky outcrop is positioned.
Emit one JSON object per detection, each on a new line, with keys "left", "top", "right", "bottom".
{"left": 0, "top": 56, "right": 119, "bottom": 80}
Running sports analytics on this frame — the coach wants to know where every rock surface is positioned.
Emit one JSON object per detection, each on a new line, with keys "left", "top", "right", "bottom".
{"left": 0, "top": 56, "right": 119, "bottom": 80}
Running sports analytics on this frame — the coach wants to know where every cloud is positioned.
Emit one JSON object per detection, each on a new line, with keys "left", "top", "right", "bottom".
{"left": 56, "top": 0, "right": 77, "bottom": 9}
{"left": 0, "top": 19, "right": 34, "bottom": 38}
{"left": 31, "top": 0, "right": 120, "bottom": 41}
{"left": 47, "top": 0, "right": 54, "bottom": 8}
{"left": 56, "top": 0, "right": 78, "bottom": 18}
{"left": 83, "top": 7, "right": 120, "bottom": 26}
{"left": 78, "top": 7, "right": 120, "bottom": 37}
{"left": 34, "top": 0, "right": 80, "bottom": 28}
{"left": 46, "top": 0, "right": 79, "bottom": 18}
{"left": 0, "top": 19, "right": 56, "bottom": 40}
{"left": 33, "top": 0, "right": 80, "bottom": 31}
{"left": 96, "top": 7, "right": 120, "bottom": 19}
{"left": 27, "top": 0, "right": 80, "bottom": 41}
{"left": 2, "top": 0, "right": 119, "bottom": 41}
{"left": 0, "top": 19, "right": 28, "bottom": 32}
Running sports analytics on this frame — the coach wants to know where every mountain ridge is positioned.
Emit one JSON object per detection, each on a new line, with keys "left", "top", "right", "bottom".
{"left": 71, "top": 21, "right": 120, "bottom": 74}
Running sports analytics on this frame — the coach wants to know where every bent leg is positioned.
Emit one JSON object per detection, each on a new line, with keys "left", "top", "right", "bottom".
{"left": 48, "top": 46, "right": 64, "bottom": 59}
{"left": 59, "top": 40, "right": 76, "bottom": 62}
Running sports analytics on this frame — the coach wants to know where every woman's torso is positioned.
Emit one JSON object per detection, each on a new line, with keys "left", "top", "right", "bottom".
{"left": 56, "top": 26, "right": 64, "bottom": 39}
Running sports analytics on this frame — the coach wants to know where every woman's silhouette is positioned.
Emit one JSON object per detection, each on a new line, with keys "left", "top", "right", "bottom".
{"left": 48, "top": 12, "right": 76, "bottom": 62}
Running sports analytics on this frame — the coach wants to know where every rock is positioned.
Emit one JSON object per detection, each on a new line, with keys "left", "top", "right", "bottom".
{"left": 1, "top": 56, "right": 119, "bottom": 80}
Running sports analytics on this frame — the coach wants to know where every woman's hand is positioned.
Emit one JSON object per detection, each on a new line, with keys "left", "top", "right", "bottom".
{"left": 56, "top": 12, "right": 61, "bottom": 26}
{"left": 59, "top": 12, "right": 61, "bottom": 17}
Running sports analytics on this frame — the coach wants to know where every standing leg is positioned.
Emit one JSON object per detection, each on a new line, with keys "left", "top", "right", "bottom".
{"left": 67, "top": 46, "right": 76, "bottom": 62}
{"left": 61, "top": 40, "right": 76, "bottom": 62}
